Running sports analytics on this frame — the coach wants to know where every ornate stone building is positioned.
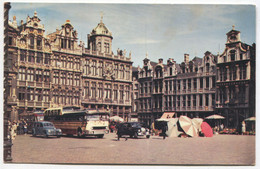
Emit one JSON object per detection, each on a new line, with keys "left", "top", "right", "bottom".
{"left": 215, "top": 26, "right": 255, "bottom": 128}
{"left": 170, "top": 52, "right": 217, "bottom": 118}
{"left": 5, "top": 11, "right": 132, "bottom": 121}
{"left": 47, "top": 19, "right": 83, "bottom": 108}
{"left": 136, "top": 52, "right": 217, "bottom": 126}
{"left": 6, "top": 11, "right": 53, "bottom": 120}
{"left": 81, "top": 18, "right": 133, "bottom": 119}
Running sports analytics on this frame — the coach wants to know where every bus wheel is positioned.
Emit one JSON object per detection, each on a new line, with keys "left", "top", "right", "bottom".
{"left": 77, "top": 128, "right": 83, "bottom": 138}
{"left": 97, "top": 135, "right": 104, "bottom": 138}
{"left": 32, "top": 130, "right": 36, "bottom": 137}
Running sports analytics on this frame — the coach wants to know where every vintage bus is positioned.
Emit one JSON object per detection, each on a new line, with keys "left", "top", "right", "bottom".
{"left": 43, "top": 106, "right": 110, "bottom": 138}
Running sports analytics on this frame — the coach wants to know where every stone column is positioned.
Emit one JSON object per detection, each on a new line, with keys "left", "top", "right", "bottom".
{"left": 203, "top": 77, "right": 206, "bottom": 90}
{"left": 197, "top": 78, "right": 200, "bottom": 90}
{"left": 226, "top": 66, "right": 230, "bottom": 81}
{"left": 191, "top": 78, "right": 194, "bottom": 91}
{"left": 196, "top": 94, "right": 199, "bottom": 108}
{"left": 225, "top": 86, "right": 229, "bottom": 103}
{"left": 235, "top": 85, "right": 239, "bottom": 104}
{"left": 216, "top": 67, "right": 220, "bottom": 82}
{"left": 203, "top": 94, "right": 206, "bottom": 108}
{"left": 245, "top": 84, "right": 249, "bottom": 103}
{"left": 209, "top": 94, "right": 212, "bottom": 107}
{"left": 246, "top": 62, "right": 251, "bottom": 80}
{"left": 236, "top": 64, "right": 240, "bottom": 80}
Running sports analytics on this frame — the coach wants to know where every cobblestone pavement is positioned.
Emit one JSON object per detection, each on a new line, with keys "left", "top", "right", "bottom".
{"left": 9, "top": 133, "right": 255, "bottom": 165}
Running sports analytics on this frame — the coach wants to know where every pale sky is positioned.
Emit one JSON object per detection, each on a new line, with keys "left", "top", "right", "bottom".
{"left": 9, "top": 3, "right": 256, "bottom": 67}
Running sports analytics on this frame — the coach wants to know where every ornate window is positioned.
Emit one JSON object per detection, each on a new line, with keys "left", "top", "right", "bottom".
{"left": 20, "top": 50, "right": 26, "bottom": 61}
{"left": 44, "top": 53, "right": 50, "bottom": 65}
{"left": 36, "top": 52, "right": 43, "bottom": 64}
{"left": 18, "top": 67, "right": 26, "bottom": 81}
{"left": 37, "top": 37, "right": 42, "bottom": 50}
{"left": 28, "top": 51, "right": 35, "bottom": 63}
{"left": 29, "top": 35, "right": 34, "bottom": 49}
{"left": 35, "top": 69, "right": 42, "bottom": 82}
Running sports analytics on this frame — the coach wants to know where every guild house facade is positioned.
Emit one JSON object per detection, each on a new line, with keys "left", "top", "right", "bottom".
{"left": 135, "top": 52, "right": 217, "bottom": 126}
{"left": 5, "top": 11, "right": 133, "bottom": 122}
{"left": 215, "top": 26, "right": 255, "bottom": 128}
{"left": 134, "top": 27, "right": 255, "bottom": 128}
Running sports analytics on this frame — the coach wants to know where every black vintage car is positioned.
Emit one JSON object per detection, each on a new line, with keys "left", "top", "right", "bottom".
{"left": 116, "top": 122, "right": 150, "bottom": 139}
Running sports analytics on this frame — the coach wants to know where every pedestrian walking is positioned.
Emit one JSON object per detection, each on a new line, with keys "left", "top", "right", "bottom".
{"left": 242, "top": 121, "right": 246, "bottom": 135}
{"left": 220, "top": 124, "right": 224, "bottom": 131}
{"left": 162, "top": 123, "right": 168, "bottom": 140}
{"left": 11, "top": 122, "right": 17, "bottom": 140}
{"left": 24, "top": 122, "right": 28, "bottom": 135}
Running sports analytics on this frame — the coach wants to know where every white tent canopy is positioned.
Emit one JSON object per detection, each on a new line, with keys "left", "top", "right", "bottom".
{"left": 166, "top": 118, "right": 182, "bottom": 137}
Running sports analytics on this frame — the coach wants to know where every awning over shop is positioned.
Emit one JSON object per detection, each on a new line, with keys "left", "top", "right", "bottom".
{"left": 160, "top": 112, "right": 175, "bottom": 119}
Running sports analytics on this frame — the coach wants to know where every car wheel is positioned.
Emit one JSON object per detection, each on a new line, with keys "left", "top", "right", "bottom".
{"left": 44, "top": 133, "right": 48, "bottom": 138}
{"left": 57, "top": 135, "right": 61, "bottom": 138}
{"left": 97, "top": 135, "right": 104, "bottom": 138}
{"left": 146, "top": 135, "right": 150, "bottom": 139}
{"left": 134, "top": 132, "right": 138, "bottom": 139}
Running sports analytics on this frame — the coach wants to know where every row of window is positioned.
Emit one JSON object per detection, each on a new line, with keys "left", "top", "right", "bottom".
{"left": 218, "top": 64, "right": 247, "bottom": 81}
{"left": 138, "top": 94, "right": 215, "bottom": 110}
{"left": 18, "top": 68, "right": 50, "bottom": 82}
{"left": 18, "top": 88, "right": 50, "bottom": 102}
{"left": 139, "top": 77, "right": 216, "bottom": 95}
{"left": 84, "top": 60, "right": 131, "bottom": 80}
{"left": 20, "top": 50, "right": 50, "bottom": 64}
{"left": 217, "top": 86, "right": 246, "bottom": 104}
{"left": 93, "top": 42, "right": 110, "bottom": 53}
{"left": 83, "top": 82, "right": 130, "bottom": 101}
{"left": 220, "top": 50, "right": 246, "bottom": 63}
{"left": 53, "top": 55, "right": 80, "bottom": 70}
{"left": 61, "top": 38, "right": 74, "bottom": 50}
{"left": 52, "top": 72, "right": 80, "bottom": 86}
{"left": 52, "top": 90, "right": 80, "bottom": 105}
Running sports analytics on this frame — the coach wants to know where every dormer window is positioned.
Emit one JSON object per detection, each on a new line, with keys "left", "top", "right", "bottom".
{"left": 34, "top": 23, "right": 38, "bottom": 27}
{"left": 206, "top": 63, "right": 210, "bottom": 73}
{"left": 230, "top": 50, "right": 236, "bottom": 61}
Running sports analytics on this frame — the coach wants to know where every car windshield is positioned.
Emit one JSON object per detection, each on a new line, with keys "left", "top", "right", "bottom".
{"left": 37, "top": 116, "right": 44, "bottom": 121}
{"left": 87, "top": 114, "right": 109, "bottom": 121}
{"left": 131, "top": 123, "right": 142, "bottom": 128}
{"left": 44, "top": 123, "right": 54, "bottom": 127}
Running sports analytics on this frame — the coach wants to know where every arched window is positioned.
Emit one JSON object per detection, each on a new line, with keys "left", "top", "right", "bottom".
{"left": 206, "top": 63, "right": 210, "bottom": 72}
{"left": 155, "top": 67, "right": 162, "bottom": 78}
{"left": 29, "top": 35, "right": 34, "bottom": 49}
{"left": 37, "top": 36, "right": 42, "bottom": 50}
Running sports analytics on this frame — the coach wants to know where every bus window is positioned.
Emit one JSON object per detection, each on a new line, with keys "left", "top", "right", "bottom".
{"left": 57, "top": 109, "right": 61, "bottom": 115}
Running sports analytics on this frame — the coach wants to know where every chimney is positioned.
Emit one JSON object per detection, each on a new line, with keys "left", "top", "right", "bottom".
{"left": 184, "top": 54, "right": 189, "bottom": 64}
{"left": 159, "top": 58, "right": 163, "bottom": 64}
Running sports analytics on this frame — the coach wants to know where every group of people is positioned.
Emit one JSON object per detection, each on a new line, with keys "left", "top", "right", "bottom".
{"left": 9, "top": 120, "right": 28, "bottom": 140}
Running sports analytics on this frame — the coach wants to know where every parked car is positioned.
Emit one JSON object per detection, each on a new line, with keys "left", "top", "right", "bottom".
{"left": 116, "top": 122, "right": 150, "bottom": 139}
{"left": 32, "top": 121, "right": 62, "bottom": 138}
